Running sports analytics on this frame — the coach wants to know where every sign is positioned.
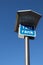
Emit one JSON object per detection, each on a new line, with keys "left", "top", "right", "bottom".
{"left": 18, "top": 24, "right": 36, "bottom": 38}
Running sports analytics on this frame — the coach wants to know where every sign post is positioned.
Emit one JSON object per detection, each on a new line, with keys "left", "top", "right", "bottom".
{"left": 14, "top": 10, "right": 42, "bottom": 65}
{"left": 25, "top": 37, "right": 30, "bottom": 65}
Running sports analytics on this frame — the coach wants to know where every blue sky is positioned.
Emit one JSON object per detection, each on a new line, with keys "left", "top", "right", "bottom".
{"left": 0, "top": 0, "right": 43, "bottom": 65}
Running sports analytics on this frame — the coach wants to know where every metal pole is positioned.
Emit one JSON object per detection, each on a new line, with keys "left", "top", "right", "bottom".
{"left": 25, "top": 37, "right": 30, "bottom": 65}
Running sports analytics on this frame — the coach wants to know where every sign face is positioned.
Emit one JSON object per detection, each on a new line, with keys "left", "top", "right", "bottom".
{"left": 18, "top": 24, "right": 36, "bottom": 38}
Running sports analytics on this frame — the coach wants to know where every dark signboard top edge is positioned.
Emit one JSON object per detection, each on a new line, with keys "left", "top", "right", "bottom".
{"left": 14, "top": 10, "right": 42, "bottom": 33}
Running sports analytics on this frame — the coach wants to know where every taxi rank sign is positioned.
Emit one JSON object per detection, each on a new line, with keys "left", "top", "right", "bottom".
{"left": 14, "top": 10, "right": 42, "bottom": 65}
{"left": 18, "top": 24, "right": 36, "bottom": 37}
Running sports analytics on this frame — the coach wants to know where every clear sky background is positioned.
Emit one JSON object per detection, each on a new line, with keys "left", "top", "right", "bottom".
{"left": 0, "top": 0, "right": 43, "bottom": 65}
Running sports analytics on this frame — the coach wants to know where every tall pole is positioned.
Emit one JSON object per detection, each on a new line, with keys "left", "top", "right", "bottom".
{"left": 25, "top": 37, "right": 30, "bottom": 65}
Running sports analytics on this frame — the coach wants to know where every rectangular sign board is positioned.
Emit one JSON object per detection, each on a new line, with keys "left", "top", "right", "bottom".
{"left": 18, "top": 24, "right": 36, "bottom": 38}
